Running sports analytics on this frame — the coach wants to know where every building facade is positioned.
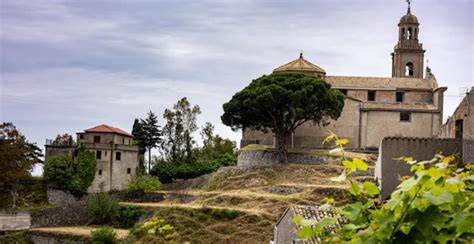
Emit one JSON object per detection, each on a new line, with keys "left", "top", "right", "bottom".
{"left": 241, "top": 5, "right": 447, "bottom": 151}
{"left": 45, "top": 124, "right": 139, "bottom": 192}
{"left": 438, "top": 88, "right": 474, "bottom": 140}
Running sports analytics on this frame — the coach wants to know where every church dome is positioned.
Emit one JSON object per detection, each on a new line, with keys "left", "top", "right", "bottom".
{"left": 273, "top": 53, "right": 326, "bottom": 76}
{"left": 399, "top": 13, "right": 419, "bottom": 25}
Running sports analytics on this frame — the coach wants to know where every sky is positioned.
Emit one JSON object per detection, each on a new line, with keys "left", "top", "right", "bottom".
{"left": 0, "top": 0, "right": 473, "bottom": 175}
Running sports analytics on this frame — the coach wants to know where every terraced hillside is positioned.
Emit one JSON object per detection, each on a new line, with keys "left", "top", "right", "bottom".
{"left": 124, "top": 151, "right": 377, "bottom": 243}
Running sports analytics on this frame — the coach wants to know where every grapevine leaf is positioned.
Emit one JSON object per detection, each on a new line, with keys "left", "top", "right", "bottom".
{"left": 362, "top": 182, "right": 380, "bottom": 197}
{"left": 353, "top": 158, "right": 368, "bottom": 171}
{"left": 422, "top": 191, "right": 454, "bottom": 205}
{"left": 349, "top": 181, "right": 361, "bottom": 196}
{"left": 330, "top": 173, "right": 346, "bottom": 182}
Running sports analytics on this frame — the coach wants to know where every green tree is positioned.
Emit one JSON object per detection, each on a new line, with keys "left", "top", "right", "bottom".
{"left": 139, "top": 111, "right": 161, "bottom": 173}
{"left": 198, "top": 122, "right": 236, "bottom": 161}
{"left": 52, "top": 133, "right": 75, "bottom": 146}
{"left": 0, "top": 122, "right": 43, "bottom": 208}
{"left": 162, "top": 97, "right": 201, "bottom": 163}
{"left": 132, "top": 118, "right": 146, "bottom": 173}
{"left": 43, "top": 147, "right": 96, "bottom": 196}
{"left": 221, "top": 72, "right": 344, "bottom": 163}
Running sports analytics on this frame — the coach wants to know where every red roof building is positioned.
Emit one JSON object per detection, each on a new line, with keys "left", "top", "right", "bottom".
{"left": 84, "top": 124, "right": 132, "bottom": 137}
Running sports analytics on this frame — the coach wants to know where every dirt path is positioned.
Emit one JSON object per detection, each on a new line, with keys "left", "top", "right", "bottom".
{"left": 30, "top": 226, "right": 129, "bottom": 240}
{"left": 120, "top": 202, "right": 267, "bottom": 215}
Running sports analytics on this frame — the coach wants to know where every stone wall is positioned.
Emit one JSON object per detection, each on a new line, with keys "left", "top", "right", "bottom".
{"left": 463, "top": 139, "right": 474, "bottom": 164}
{"left": 47, "top": 189, "right": 87, "bottom": 206}
{"left": 375, "top": 137, "right": 462, "bottom": 200}
{"left": 30, "top": 205, "right": 88, "bottom": 228}
{"left": 0, "top": 212, "right": 30, "bottom": 231}
{"left": 238, "top": 150, "right": 328, "bottom": 167}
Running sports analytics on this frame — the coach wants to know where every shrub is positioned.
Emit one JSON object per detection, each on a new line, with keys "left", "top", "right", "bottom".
{"left": 86, "top": 193, "right": 119, "bottom": 224}
{"left": 112, "top": 205, "right": 145, "bottom": 228}
{"left": 127, "top": 175, "right": 161, "bottom": 192}
{"left": 130, "top": 217, "right": 176, "bottom": 241}
{"left": 91, "top": 226, "right": 117, "bottom": 244}
{"left": 43, "top": 148, "right": 96, "bottom": 196}
{"left": 150, "top": 153, "right": 237, "bottom": 183}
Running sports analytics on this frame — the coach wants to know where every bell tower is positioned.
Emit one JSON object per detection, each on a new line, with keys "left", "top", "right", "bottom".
{"left": 391, "top": 1, "right": 425, "bottom": 78}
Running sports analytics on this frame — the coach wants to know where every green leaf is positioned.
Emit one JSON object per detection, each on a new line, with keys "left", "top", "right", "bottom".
{"left": 362, "top": 182, "right": 380, "bottom": 197}
{"left": 292, "top": 215, "right": 303, "bottom": 224}
{"left": 316, "top": 217, "right": 337, "bottom": 228}
{"left": 399, "top": 221, "right": 417, "bottom": 235}
{"left": 342, "top": 160, "right": 356, "bottom": 173}
{"left": 349, "top": 181, "right": 361, "bottom": 196}
{"left": 344, "top": 202, "right": 363, "bottom": 222}
{"left": 297, "top": 226, "right": 315, "bottom": 239}
{"left": 426, "top": 167, "right": 445, "bottom": 180}
{"left": 423, "top": 191, "right": 454, "bottom": 205}
{"left": 353, "top": 158, "right": 368, "bottom": 171}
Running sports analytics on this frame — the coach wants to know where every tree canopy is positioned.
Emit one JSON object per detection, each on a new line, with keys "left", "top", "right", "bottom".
{"left": 221, "top": 72, "right": 344, "bottom": 163}
{"left": 0, "top": 122, "right": 43, "bottom": 208}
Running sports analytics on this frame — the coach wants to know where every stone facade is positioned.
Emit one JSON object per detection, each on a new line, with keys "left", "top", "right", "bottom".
{"left": 237, "top": 149, "right": 329, "bottom": 167}
{"left": 45, "top": 124, "right": 139, "bottom": 192}
{"left": 241, "top": 6, "right": 446, "bottom": 151}
{"left": 439, "top": 87, "right": 474, "bottom": 140}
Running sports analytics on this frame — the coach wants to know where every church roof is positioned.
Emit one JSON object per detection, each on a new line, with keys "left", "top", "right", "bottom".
{"left": 273, "top": 53, "right": 326, "bottom": 73}
{"left": 84, "top": 124, "right": 132, "bottom": 137}
{"left": 325, "top": 76, "right": 438, "bottom": 90}
{"left": 399, "top": 5, "right": 419, "bottom": 25}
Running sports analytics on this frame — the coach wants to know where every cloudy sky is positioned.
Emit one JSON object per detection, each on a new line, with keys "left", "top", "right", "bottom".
{"left": 1, "top": 0, "right": 472, "bottom": 174}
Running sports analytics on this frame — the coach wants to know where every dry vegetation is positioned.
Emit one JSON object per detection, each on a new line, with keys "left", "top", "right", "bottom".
{"left": 126, "top": 151, "right": 376, "bottom": 243}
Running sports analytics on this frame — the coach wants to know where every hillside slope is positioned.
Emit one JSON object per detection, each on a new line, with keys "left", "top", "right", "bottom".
{"left": 124, "top": 152, "right": 376, "bottom": 243}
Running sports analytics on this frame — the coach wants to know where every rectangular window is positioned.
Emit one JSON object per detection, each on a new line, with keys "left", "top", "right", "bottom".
{"left": 79, "top": 134, "right": 84, "bottom": 139}
{"left": 368, "top": 90, "right": 376, "bottom": 101}
{"left": 115, "top": 152, "right": 121, "bottom": 161}
{"left": 396, "top": 91, "right": 405, "bottom": 102}
{"left": 340, "top": 89, "right": 348, "bottom": 95}
{"left": 94, "top": 136, "right": 101, "bottom": 143}
{"left": 96, "top": 150, "right": 102, "bottom": 160}
{"left": 455, "top": 120, "right": 463, "bottom": 139}
{"left": 122, "top": 138, "right": 125, "bottom": 144}
{"left": 98, "top": 170, "right": 102, "bottom": 175}
{"left": 127, "top": 168, "right": 131, "bottom": 174}
{"left": 400, "top": 112, "right": 411, "bottom": 122}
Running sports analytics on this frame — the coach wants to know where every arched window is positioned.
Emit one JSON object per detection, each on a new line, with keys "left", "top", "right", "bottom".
{"left": 401, "top": 28, "right": 405, "bottom": 40}
{"left": 407, "top": 28, "right": 412, "bottom": 40}
{"left": 414, "top": 28, "right": 418, "bottom": 40}
{"left": 405, "top": 62, "right": 414, "bottom": 77}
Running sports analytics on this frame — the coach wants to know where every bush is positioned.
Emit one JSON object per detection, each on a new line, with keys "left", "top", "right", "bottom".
{"left": 91, "top": 226, "right": 117, "bottom": 244}
{"left": 150, "top": 153, "right": 237, "bottom": 183}
{"left": 112, "top": 205, "right": 145, "bottom": 228}
{"left": 127, "top": 175, "right": 161, "bottom": 192}
{"left": 86, "top": 193, "right": 119, "bottom": 224}
{"left": 87, "top": 193, "right": 144, "bottom": 228}
{"left": 43, "top": 148, "right": 96, "bottom": 196}
{"left": 130, "top": 217, "right": 176, "bottom": 241}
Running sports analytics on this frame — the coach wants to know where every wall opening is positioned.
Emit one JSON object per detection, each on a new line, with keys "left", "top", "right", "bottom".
{"left": 368, "top": 90, "right": 376, "bottom": 101}
{"left": 400, "top": 112, "right": 411, "bottom": 122}
{"left": 396, "top": 91, "right": 405, "bottom": 102}
{"left": 455, "top": 119, "right": 464, "bottom": 139}
{"left": 405, "top": 62, "right": 414, "bottom": 77}
{"left": 407, "top": 27, "right": 413, "bottom": 40}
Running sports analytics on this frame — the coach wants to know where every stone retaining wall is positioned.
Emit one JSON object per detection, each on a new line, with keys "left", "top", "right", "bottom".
{"left": 30, "top": 206, "right": 88, "bottom": 228}
{"left": 238, "top": 150, "right": 329, "bottom": 167}
{"left": 0, "top": 212, "right": 30, "bottom": 231}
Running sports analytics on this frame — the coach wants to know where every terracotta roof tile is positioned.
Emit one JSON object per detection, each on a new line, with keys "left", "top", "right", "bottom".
{"left": 325, "top": 75, "right": 438, "bottom": 90}
{"left": 274, "top": 54, "right": 326, "bottom": 74}
{"left": 84, "top": 124, "right": 132, "bottom": 137}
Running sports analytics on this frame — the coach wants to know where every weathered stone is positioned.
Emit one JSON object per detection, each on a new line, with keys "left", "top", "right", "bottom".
{"left": 266, "top": 185, "right": 302, "bottom": 195}
{"left": 237, "top": 150, "right": 328, "bottom": 167}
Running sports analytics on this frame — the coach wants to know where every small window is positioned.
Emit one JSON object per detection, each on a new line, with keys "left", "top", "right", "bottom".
{"left": 127, "top": 168, "right": 131, "bottom": 174}
{"left": 122, "top": 138, "right": 125, "bottom": 144}
{"left": 368, "top": 90, "right": 376, "bottom": 101}
{"left": 115, "top": 152, "right": 121, "bottom": 161}
{"left": 340, "top": 89, "right": 348, "bottom": 95}
{"left": 405, "top": 62, "right": 414, "bottom": 77}
{"left": 455, "top": 120, "right": 463, "bottom": 139}
{"left": 400, "top": 112, "right": 411, "bottom": 122}
{"left": 94, "top": 136, "right": 101, "bottom": 143}
{"left": 98, "top": 170, "right": 102, "bottom": 175}
{"left": 105, "top": 151, "right": 107, "bottom": 156}
{"left": 396, "top": 91, "right": 405, "bottom": 102}
{"left": 79, "top": 134, "right": 84, "bottom": 139}
{"left": 96, "top": 150, "right": 102, "bottom": 160}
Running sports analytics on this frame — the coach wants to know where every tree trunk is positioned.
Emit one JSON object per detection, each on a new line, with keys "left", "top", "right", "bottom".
{"left": 275, "top": 131, "right": 289, "bottom": 164}
{"left": 148, "top": 149, "right": 151, "bottom": 173}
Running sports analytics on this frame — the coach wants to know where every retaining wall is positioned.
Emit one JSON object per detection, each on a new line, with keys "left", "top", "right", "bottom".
{"left": 376, "top": 137, "right": 462, "bottom": 200}
{"left": 238, "top": 150, "right": 329, "bottom": 167}
{"left": 0, "top": 212, "right": 30, "bottom": 231}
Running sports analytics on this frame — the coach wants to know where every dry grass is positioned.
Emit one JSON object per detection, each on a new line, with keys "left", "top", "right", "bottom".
{"left": 30, "top": 226, "right": 129, "bottom": 240}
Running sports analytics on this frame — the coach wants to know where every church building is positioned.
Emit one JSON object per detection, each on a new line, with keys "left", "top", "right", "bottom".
{"left": 241, "top": 4, "right": 447, "bottom": 150}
